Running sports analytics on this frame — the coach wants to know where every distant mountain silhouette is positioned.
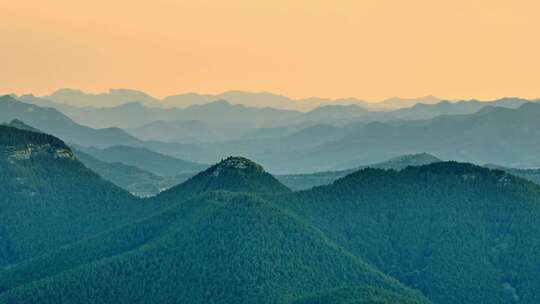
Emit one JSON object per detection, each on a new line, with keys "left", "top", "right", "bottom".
{"left": 76, "top": 145, "right": 208, "bottom": 177}
{"left": 21, "top": 95, "right": 300, "bottom": 129}
{"left": 391, "top": 98, "right": 531, "bottom": 120}
{"left": 282, "top": 102, "right": 540, "bottom": 171}
{"left": 43, "top": 88, "right": 370, "bottom": 111}
{"left": 45, "top": 88, "right": 156, "bottom": 107}
{"left": 374, "top": 95, "right": 441, "bottom": 109}
{"left": 0, "top": 95, "right": 140, "bottom": 147}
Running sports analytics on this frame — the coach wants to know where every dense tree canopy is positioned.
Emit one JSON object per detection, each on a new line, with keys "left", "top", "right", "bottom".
{"left": 2, "top": 125, "right": 540, "bottom": 304}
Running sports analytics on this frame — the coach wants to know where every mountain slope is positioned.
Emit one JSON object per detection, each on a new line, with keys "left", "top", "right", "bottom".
{"left": 0, "top": 192, "right": 428, "bottom": 304}
{"left": 293, "top": 285, "right": 427, "bottom": 304}
{"left": 0, "top": 125, "right": 145, "bottom": 266}
{"left": 277, "top": 162, "right": 540, "bottom": 303}
{"left": 0, "top": 95, "right": 140, "bottom": 147}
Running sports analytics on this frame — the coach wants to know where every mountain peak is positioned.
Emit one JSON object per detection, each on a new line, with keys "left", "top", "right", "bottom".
{"left": 210, "top": 156, "right": 264, "bottom": 175}
{"left": 158, "top": 156, "right": 290, "bottom": 200}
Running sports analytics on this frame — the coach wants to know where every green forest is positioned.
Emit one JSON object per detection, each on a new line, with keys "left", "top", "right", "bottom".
{"left": 1, "top": 125, "right": 540, "bottom": 304}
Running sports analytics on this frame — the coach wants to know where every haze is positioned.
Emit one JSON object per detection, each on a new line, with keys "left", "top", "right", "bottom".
{"left": 2, "top": 0, "right": 539, "bottom": 101}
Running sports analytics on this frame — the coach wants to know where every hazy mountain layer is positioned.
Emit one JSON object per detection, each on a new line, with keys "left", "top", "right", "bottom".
{"left": 76, "top": 145, "right": 208, "bottom": 177}
{"left": 73, "top": 150, "right": 192, "bottom": 197}
{"left": 0, "top": 96, "right": 140, "bottom": 147}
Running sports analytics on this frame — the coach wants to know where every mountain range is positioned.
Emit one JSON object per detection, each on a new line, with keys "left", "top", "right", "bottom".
{"left": 2, "top": 125, "right": 540, "bottom": 303}
{"left": 0, "top": 127, "right": 428, "bottom": 303}
{"left": 5, "top": 94, "right": 540, "bottom": 173}
{"left": 191, "top": 102, "right": 540, "bottom": 173}
{"left": 17, "top": 93, "right": 535, "bottom": 131}
{"left": 41, "top": 88, "right": 373, "bottom": 111}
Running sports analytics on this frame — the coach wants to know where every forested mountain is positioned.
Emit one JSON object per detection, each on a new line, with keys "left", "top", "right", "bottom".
{"left": 485, "top": 164, "right": 540, "bottom": 186}
{"left": 277, "top": 153, "right": 442, "bottom": 190}
{"left": 293, "top": 285, "right": 428, "bottom": 304}
{"left": 0, "top": 95, "right": 140, "bottom": 147}
{"left": 2, "top": 118, "right": 540, "bottom": 303}
{"left": 71, "top": 151, "right": 444, "bottom": 195}
{"left": 157, "top": 157, "right": 291, "bottom": 200}
{"left": 275, "top": 162, "right": 540, "bottom": 303}
{"left": 278, "top": 154, "right": 540, "bottom": 191}
{"left": 0, "top": 125, "right": 146, "bottom": 266}
{"left": 0, "top": 120, "right": 192, "bottom": 197}
{"left": 0, "top": 191, "right": 427, "bottom": 304}
{"left": 76, "top": 145, "right": 208, "bottom": 177}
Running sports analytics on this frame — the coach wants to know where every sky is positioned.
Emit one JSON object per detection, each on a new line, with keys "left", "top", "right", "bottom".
{"left": 1, "top": 0, "right": 539, "bottom": 102}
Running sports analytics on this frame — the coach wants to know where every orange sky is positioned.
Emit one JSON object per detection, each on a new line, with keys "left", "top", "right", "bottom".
{"left": 1, "top": 0, "right": 539, "bottom": 101}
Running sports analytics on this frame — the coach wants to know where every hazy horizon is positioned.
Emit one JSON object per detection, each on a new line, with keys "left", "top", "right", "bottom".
{"left": 7, "top": 87, "right": 538, "bottom": 108}
{"left": 7, "top": 87, "right": 444, "bottom": 105}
